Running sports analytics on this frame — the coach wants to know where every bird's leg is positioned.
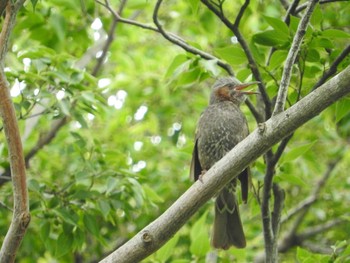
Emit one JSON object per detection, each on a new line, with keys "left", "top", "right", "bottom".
{"left": 199, "top": 169, "right": 208, "bottom": 183}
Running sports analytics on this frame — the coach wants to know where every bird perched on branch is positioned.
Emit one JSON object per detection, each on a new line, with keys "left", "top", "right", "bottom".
{"left": 190, "top": 77, "right": 258, "bottom": 249}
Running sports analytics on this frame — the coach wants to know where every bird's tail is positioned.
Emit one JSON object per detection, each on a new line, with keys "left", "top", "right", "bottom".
{"left": 211, "top": 182, "right": 246, "bottom": 249}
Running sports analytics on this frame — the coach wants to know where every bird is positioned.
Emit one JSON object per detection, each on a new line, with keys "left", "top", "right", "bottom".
{"left": 190, "top": 77, "right": 258, "bottom": 249}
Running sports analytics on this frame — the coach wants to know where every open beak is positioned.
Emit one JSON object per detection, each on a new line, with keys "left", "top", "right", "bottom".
{"left": 234, "top": 81, "right": 260, "bottom": 95}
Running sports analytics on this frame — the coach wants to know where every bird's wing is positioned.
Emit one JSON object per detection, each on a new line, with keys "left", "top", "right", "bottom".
{"left": 190, "top": 138, "right": 202, "bottom": 181}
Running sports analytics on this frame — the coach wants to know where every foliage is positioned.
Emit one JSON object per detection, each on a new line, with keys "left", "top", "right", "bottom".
{"left": 0, "top": 0, "right": 349, "bottom": 262}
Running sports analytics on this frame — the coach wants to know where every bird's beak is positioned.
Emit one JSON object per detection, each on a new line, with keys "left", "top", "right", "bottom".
{"left": 234, "top": 81, "right": 260, "bottom": 95}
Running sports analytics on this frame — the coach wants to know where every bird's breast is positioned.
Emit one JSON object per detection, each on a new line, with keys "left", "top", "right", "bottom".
{"left": 196, "top": 102, "right": 248, "bottom": 169}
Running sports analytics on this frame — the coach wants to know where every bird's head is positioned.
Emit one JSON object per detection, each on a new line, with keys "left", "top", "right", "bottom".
{"left": 210, "top": 77, "right": 259, "bottom": 105}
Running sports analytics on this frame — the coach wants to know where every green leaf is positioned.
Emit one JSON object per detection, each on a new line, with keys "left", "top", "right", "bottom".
{"left": 336, "top": 98, "right": 350, "bottom": 123}
{"left": 281, "top": 141, "right": 317, "bottom": 163}
{"left": 176, "top": 67, "right": 201, "bottom": 86}
{"left": 322, "top": 29, "right": 350, "bottom": 39}
{"left": 106, "top": 177, "right": 119, "bottom": 195}
{"left": 83, "top": 213, "right": 100, "bottom": 236}
{"left": 252, "top": 30, "right": 289, "bottom": 47}
{"left": 73, "top": 227, "right": 85, "bottom": 250}
{"left": 49, "top": 13, "right": 66, "bottom": 41}
{"left": 310, "top": 4, "right": 323, "bottom": 28}
{"left": 28, "top": 178, "right": 41, "bottom": 192}
{"left": 70, "top": 71, "right": 85, "bottom": 84}
{"left": 58, "top": 98, "right": 70, "bottom": 116}
{"left": 98, "top": 200, "right": 111, "bottom": 219}
{"left": 155, "top": 232, "right": 180, "bottom": 262}
{"left": 165, "top": 54, "right": 189, "bottom": 78}
{"left": 249, "top": 42, "right": 266, "bottom": 64}
{"left": 143, "top": 184, "right": 164, "bottom": 203}
{"left": 279, "top": 173, "right": 308, "bottom": 187}
{"left": 310, "top": 38, "right": 334, "bottom": 49}
{"left": 190, "top": 211, "right": 210, "bottom": 256}
{"left": 297, "top": 247, "right": 313, "bottom": 262}
{"left": 55, "top": 232, "right": 74, "bottom": 258}
{"left": 305, "top": 49, "right": 320, "bottom": 62}
{"left": 296, "top": 246, "right": 329, "bottom": 262}
{"left": 54, "top": 207, "right": 79, "bottom": 226}
{"left": 45, "top": 237, "right": 56, "bottom": 256}
{"left": 289, "top": 15, "right": 301, "bottom": 34}
{"left": 126, "top": 0, "right": 149, "bottom": 9}
{"left": 199, "top": 59, "right": 219, "bottom": 76}
{"left": 269, "top": 50, "right": 288, "bottom": 69}
{"left": 40, "top": 221, "right": 51, "bottom": 242}
{"left": 214, "top": 46, "right": 247, "bottom": 65}
{"left": 264, "top": 16, "right": 290, "bottom": 37}
{"left": 188, "top": 0, "right": 200, "bottom": 13}
{"left": 73, "top": 112, "right": 88, "bottom": 128}
{"left": 31, "top": 0, "right": 39, "bottom": 10}
{"left": 17, "top": 46, "right": 56, "bottom": 60}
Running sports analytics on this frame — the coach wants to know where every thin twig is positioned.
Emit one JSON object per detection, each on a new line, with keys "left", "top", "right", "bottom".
{"left": 298, "top": 217, "right": 347, "bottom": 240}
{"left": 279, "top": 0, "right": 290, "bottom": 10}
{"left": 96, "top": 0, "right": 234, "bottom": 75}
{"left": 272, "top": 184, "right": 285, "bottom": 236}
{"left": 300, "top": 241, "right": 333, "bottom": 254}
{"left": 245, "top": 99, "right": 264, "bottom": 123}
{"left": 92, "top": 0, "right": 128, "bottom": 76}
{"left": 278, "top": 216, "right": 348, "bottom": 253}
{"left": 273, "top": 0, "right": 319, "bottom": 115}
{"left": 233, "top": 0, "right": 250, "bottom": 29}
{"left": 272, "top": 134, "right": 293, "bottom": 164}
{"left": 281, "top": 160, "right": 339, "bottom": 224}
{"left": 0, "top": 201, "right": 13, "bottom": 211}
{"left": 313, "top": 44, "right": 350, "bottom": 90}
{"left": 276, "top": 160, "right": 341, "bottom": 254}
{"left": 24, "top": 117, "right": 69, "bottom": 167}
{"left": 296, "top": 0, "right": 348, "bottom": 13}
{"left": 284, "top": 0, "right": 301, "bottom": 23}
{"left": 153, "top": 0, "right": 234, "bottom": 75}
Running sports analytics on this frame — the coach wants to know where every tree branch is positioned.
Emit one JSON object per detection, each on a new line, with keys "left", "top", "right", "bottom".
{"left": 276, "top": 160, "right": 341, "bottom": 255}
{"left": 300, "top": 241, "right": 333, "bottom": 254}
{"left": 273, "top": 0, "right": 319, "bottom": 115}
{"left": 152, "top": 0, "right": 234, "bottom": 75}
{"left": 96, "top": 0, "right": 235, "bottom": 75}
{"left": 312, "top": 44, "right": 350, "bottom": 90}
{"left": 261, "top": 158, "right": 276, "bottom": 262}
{"left": 278, "top": 217, "right": 348, "bottom": 253}
{"left": 281, "top": 160, "right": 339, "bottom": 224}
{"left": 295, "top": 0, "right": 348, "bottom": 13}
{"left": 284, "top": 0, "right": 301, "bottom": 23}
{"left": 92, "top": 0, "right": 127, "bottom": 76}
{"left": 267, "top": 184, "right": 285, "bottom": 262}
{"left": 0, "top": 1, "right": 31, "bottom": 261}
{"left": 99, "top": 65, "right": 350, "bottom": 263}
{"left": 298, "top": 217, "right": 348, "bottom": 240}
{"left": 24, "top": 117, "right": 69, "bottom": 167}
